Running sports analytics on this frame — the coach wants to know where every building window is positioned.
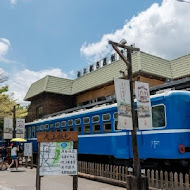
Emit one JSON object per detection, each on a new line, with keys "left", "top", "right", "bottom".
{"left": 36, "top": 106, "right": 43, "bottom": 118}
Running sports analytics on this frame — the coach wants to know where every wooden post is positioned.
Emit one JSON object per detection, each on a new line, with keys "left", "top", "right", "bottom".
{"left": 31, "top": 154, "right": 33, "bottom": 169}
{"left": 73, "top": 141, "right": 78, "bottom": 190}
{"left": 36, "top": 142, "right": 41, "bottom": 190}
{"left": 25, "top": 156, "right": 28, "bottom": 168}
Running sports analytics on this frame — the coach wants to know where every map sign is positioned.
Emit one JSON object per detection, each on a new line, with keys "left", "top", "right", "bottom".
{"left": 40, "top": 141, "right": 77, "bottom": 176}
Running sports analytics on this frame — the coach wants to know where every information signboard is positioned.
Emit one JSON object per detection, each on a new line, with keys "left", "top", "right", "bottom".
{"left": 36, "top": 132, "right": 78, "bottom": 190}
{"left": 135, "top": 81, "right": 153, "bottom": 130}
{"left": 40, "top": 141, "right": 77, "bottom": 176}
{"left": 24, "top": 143, "right": 33, "bottom": 157}
{"left": 16, "top": 118, "right": 25, "bottom": 138}
{"left": 114, "top": 78, "right": 133, "bottom": 130}
{"left": 3, "top": 117, "right": 13, "bottom": 139}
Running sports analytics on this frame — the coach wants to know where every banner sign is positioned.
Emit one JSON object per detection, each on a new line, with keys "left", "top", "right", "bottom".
{"left": 40, "top": 141, "right": 77, "bottom": 176}
{"left": 24, "top": 143, "right": 33, "bottom": 157}
{"left": 135, "top": 81, "right": 153, "bottom": 130}
{"left": 16, "top": 119, "right": 25, "bottom": 138}
{"left": 114, "top": 78, "right": 133, "bottom": 130}
{"left": 3, "top": 118, "right": 13, "bottom": 139}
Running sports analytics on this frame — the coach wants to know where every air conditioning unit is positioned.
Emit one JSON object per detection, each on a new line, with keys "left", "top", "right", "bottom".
{"left": 77, "top": 71, "right": 82, "bottom": 78}
{"left": 102, "top": 58, "right": 107, "bottom": 66}
{"left": 89, "top": 64, "right": 94, "bottom": 72}
{"left": 110, "top": 53, "right": 116, "bottom": 62}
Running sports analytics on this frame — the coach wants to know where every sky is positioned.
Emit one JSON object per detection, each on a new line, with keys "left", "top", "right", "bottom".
{"left": 0, "top": 0, "right": 190, "bottom": 105}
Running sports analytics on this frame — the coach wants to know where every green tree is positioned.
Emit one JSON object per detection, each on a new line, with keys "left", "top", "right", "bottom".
{"left": 0, "top": 74, "right": 28, "bottom": 139}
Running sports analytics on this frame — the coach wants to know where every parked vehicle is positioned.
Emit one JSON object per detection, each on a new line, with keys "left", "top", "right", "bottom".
{"left": 25, "top": 90, "right": 190, "bottom": 171}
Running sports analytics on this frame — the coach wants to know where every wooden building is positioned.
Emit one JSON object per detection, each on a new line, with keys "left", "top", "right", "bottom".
{"left": 24, "top": 51, "right": 190, "bottom": 122}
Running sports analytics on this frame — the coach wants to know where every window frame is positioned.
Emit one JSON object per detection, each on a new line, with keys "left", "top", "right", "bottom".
{"left": 92, "top": 115, "right": 100, "bottom": 123}
{"left": 61, "top": 121, "right": 66, "bottom": 127}
{"left": 55, "top": 122, "right": 60, "bottom": 128}
{"left": 75, "top": 118, "right": 81, "bottom": 125}
{"left": 84, "top": 125, "right": 90, "bottom": 134}
{"left": 83, "top": 117, "right": 90, "bottom": 124}
{"left": 103, "top": 122, "right": 112, "bottom": 132}
{"left": 93, "top": 123, "right": 101, "bottom": 133}
{"left": 102, "top": 113, "right": 111, "bottom": 121}
{"left": 68, "top": 120, "right": 73, "bottom": 126}
{"left": 152, "top": 104, "right": 166, "bottom": 129}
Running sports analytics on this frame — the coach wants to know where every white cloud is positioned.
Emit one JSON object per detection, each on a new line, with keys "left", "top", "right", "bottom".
{"left": 0, "top": 38, "right": 15, "bottom": 63}
{"left": 5, "top": 68, "right": 74, "bottom": 104}
{"left": 10, "top": 0, "right": 17, "bottom": 5}
{"left": 80, "top": 0, "right": 190, "bottom": 62}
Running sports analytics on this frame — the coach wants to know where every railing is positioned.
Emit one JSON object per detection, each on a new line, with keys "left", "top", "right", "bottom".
{"left": 78, "top": 161, "right": 190, "bottom": 190}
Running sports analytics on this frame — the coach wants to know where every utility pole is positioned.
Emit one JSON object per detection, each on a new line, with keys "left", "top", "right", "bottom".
{"left": 13, "top": 105, "right": 16, "bottom": 138}
{"left": 109, "top": 40, "right": 148, "bottom": 190}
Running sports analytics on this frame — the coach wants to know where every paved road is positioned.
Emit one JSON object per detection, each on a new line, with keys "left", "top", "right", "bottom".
{"left": 0, "top": 167, "right": 125, "bottom": 190}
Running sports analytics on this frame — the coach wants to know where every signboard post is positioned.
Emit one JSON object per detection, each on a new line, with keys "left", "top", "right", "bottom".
{"left": 36, "top": 131, "right": 78, "bottom": 190}
{"left": 24, "top": 143, "right": 33, "bottom": 169}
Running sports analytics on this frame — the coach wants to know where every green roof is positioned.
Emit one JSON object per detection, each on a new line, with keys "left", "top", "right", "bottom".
{"left": 24, "top": 75, "right": 73, "bottom": 100}
{"left": 25, "top": 51, "right": 189, "bottom": 101}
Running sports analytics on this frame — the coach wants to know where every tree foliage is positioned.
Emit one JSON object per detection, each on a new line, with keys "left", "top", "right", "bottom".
{"left": 0, "top": 74, "right": 28, "bottom": 139}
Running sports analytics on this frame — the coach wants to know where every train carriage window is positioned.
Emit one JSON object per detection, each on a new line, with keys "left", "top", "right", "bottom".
{"left": 32, "top": 126, "right": 35, "bottom": 137}
{"left": 40, "top": 125, "right": 44, "bottom": 131}
{"left": 84, "top": 125, "right": 90, "bottom": 134}
{"left": 68, "top": 120, "right": 73, "bottom": 126}
{"left": 83, "top": 117, "right": 90, "bottom": 124}
{"left": 103, "top": 122, "right": 112, "bottom": 132}
{"left": 152, "top": 105, "right": 166, "bottom": 128}
{"left": 92, "top": 115, "right": 100, "bottom": 123}
{"left": 114, "top": 112, "right": 118, "bottom": 119}
{"left": 93, "top": 124, "right": 101, "bottom": 133}
{"left": 61, "top": 121, "right": 66, "bottom": 127}
{"left": 50, "top": 124, "right": 54, "bottom": 131}
{"left": 102, "top": 113, "right": 111, "bottom": 121}
{"left": 114, "top": 121, "right": 118, "bottom": 130}
{"left": 68, "top": 127, "right": 74, "bottom": 131}
{"left": 28, "top": 127, "right": 31, "bottom": 138}
{"left": 75, "top": 119, "right": 81, "bottom": 125}
{"left": 45, "top": 124, "right": 49, "bottom": 131}
{"left": 62, "top": 127, "right": 67, "bottom": 131}
{"left": 55, "top": 122, "right": 60, "bottom": 128}
{"left": 76, "top": 126, "right": 81, "bottom": 134}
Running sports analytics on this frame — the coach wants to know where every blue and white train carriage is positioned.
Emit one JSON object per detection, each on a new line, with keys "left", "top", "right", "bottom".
{"left": 25, "top": 90, "right": 190, "bottom": 169}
